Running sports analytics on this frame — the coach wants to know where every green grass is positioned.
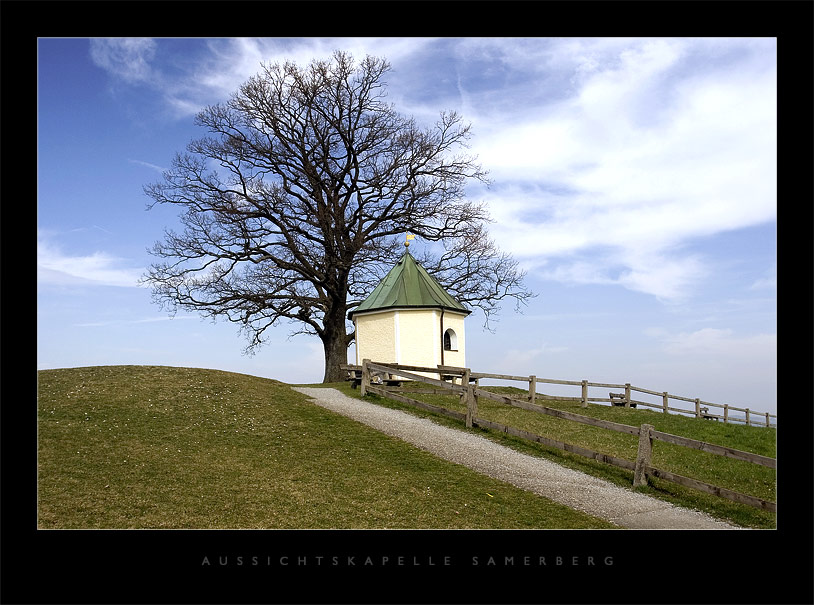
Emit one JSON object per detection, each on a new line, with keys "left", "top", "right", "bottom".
{"left": 334, "top": 383, "right": 776, "bottom": 528}
{"left": 37, "top": 366, "right": 615, "bottom": 529}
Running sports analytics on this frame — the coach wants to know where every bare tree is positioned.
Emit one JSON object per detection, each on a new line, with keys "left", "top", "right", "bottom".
{"left": 143, "top": 51, "right": 533, "bottom": 382}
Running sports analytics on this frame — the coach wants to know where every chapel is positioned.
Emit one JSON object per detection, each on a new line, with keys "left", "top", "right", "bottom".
{"left": 348, "top": 241, "right": 471, "bottom": 370}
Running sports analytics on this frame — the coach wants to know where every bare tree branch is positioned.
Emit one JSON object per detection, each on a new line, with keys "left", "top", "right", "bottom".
{"left": 142, "top": 50, "right": 533, "bottom": 381}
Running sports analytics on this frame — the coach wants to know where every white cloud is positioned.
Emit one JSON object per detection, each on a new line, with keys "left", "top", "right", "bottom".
{"left": 90, "top": 36, "right": 776, "bottom": 305}
{"left": 89, "top": 38, "right": 157, "bottom": 84}
{"left": 499, "top": 343, "right": 569, "bottom": 372}
{"left": 657, "top": 327, "right": 776, "bottom": 359}
{"left": 530, "top": 249, "right": 707, "bottom": 301}
{"left": 150, "top": 37, "right": 440, "bottom": 119}
{"left": 750, "top": 263, "right": 777, "bottom": 291}
{"left": 128, "top": 159, "right": 165, "bottom": 173}
{"left": 616, "top": 250, "right": 708, "bottom": 301}
{"left": 468, "top": 38, "right": 776, "bottom": 302}
{"left": 637, "top": 326, "right": 777, "bottom": 410}
{"left": 37, "top": 233, "right": 143, "bottom": 288}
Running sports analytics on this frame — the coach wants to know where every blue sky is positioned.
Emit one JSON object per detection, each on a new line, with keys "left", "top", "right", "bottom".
{"left": 37, "top": 37, "right": 777, "bottom": 416}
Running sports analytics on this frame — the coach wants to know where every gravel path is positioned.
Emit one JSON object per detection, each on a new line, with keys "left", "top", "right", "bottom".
{"left": 294, "top": 387, "right": 737, "bottom": 529}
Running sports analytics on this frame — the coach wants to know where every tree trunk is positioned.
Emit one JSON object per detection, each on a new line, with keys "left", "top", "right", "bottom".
{"left": 321, "top": 327, "right": 349, "bottom": 383}
{"left": 321, "top": 295, "right": 350, "bottom": 382}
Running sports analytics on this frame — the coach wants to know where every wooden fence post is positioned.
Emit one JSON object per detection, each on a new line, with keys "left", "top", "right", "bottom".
{"left": 746, "top": 408, "right": 751, "bottom": 426}
{"left": 464, "top": 386, "right": 478, "bottom": 428}
{"left": 633, "top": 424, "right": 654, "bottom": 487}
{"left": 662, "top": 392, "right": 669, "bottom": 414}
{"left": 624, "top": 383, "right": 631, "bottom": 408}
{"left": 529, "top": 375, "right": 536, "bottom": 405}
{"left": 724, "top": 404, "right": 729, "bottom": 424}
{"left": 462, "top": 368, "right": 471, "bottom": 391}
{"left": 695, "top": 398, "right": 701, "bottom": 419}
{"left": 765, "top": 412, "right": 770, "bottom": 427}
{"left": 581, "top": 380, "right": 588, "bottom": 408}
{"left": 361, "top": 359, "right": 371, "bottom": 397}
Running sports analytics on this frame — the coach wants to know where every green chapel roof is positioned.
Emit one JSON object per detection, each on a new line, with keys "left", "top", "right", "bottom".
{"left": 348, "top": 251, "right": 471, "bottom": 320}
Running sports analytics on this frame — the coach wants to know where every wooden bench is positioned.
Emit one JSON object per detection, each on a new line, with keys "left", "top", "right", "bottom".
{"left": 609, "top": 393, "right": 636, "bottom": 408}
{"left": 344, "top": 368, "right": 402, "bottom": 389}
{"left": 700, "top": 407, "right": 716, "bottom": 420}
{"left": 441, "top": 374, "right": 479, "bottom": 385}
{"left": 353, "top": 378, "right": 404, "bottom": 388}
{"left": 345, "top": 368, "right": 363, "bottom": 388}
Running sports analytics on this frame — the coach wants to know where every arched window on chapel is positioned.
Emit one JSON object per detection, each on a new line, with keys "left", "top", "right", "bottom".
{"left": 444, "top": 328, "right": 458, "bottom": 351}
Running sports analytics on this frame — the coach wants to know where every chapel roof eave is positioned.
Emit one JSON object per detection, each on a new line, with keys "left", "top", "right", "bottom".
{"left": 348, "top": 304, "right": 472, "bottom": 321}
{"left": 347, "top": 251, "right": 471, "bottom": 321}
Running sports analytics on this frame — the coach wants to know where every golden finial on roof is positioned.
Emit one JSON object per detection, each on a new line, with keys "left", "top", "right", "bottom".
{"left": 405, "top": 232, "right": 415, "bottom": 248}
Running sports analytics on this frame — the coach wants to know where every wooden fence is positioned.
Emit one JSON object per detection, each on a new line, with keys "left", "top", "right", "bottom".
{"left": 466, "top": 371, "right": 776, "bottom": 428}
{"left": 347, "top": 361, "right": 776, "bottom": 513}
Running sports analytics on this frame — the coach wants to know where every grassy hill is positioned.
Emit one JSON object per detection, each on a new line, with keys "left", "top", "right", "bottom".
{"left": 347, "top": 382, "right": 776, "bottom": 528}
{"left": 37, "top": 365, "right": 776, "bottom": 529}
{"left": 37, "top": 365, "right": 616, "bottom": 529}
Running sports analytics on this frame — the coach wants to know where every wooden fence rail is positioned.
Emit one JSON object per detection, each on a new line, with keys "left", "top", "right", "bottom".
{"left": 343, "top": 363, "right": 776, "bottom": 426}
{"left": 352, "top": 361, "right": 776, "bottom": 513}
{"left": 468, "top": 371, "right": 776, "bottom": 427}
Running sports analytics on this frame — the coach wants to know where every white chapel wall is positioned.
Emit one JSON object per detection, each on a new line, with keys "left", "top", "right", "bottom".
{"left": 354, "top": 311, "right": 396, "bottom": 365}
{"left": 441, "top": 311, "right": 467, "bottom": 368}
{"left": 355, "top": 307, "right": 468, "bottom": 373}
{"left": 397, "top": 309, "right": 438, "bottom": 368}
